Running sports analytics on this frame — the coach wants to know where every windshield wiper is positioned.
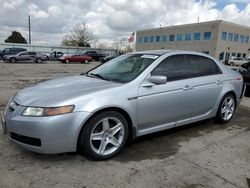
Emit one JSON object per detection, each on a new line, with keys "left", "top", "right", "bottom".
{"left": 87, "top": 73, "right": 109, "bottom": 81}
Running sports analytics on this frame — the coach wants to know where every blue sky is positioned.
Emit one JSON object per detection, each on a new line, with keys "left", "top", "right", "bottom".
{"left": 215, "top": 0, "right": 250, "bottom": 10}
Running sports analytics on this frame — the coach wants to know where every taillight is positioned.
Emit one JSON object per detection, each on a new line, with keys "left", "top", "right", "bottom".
{"left": 235, "top": 77, "right": 242, "bottom": 81}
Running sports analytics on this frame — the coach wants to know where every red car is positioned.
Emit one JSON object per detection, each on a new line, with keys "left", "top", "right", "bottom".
{"left": 58, "top": 54, "right": 92, "bottom": 64}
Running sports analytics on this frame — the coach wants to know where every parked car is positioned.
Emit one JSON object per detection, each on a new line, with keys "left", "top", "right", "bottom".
{"left": 58, "top": 54, "right": 92, "bottom": 63}
{"left": 0, "top": 48, "right": 27, "bottom": 59}
{"left": 84, "top": 51, "right": 105, "bottom": 61}
{"left": 231, "top": 62, "right": 250, "bottom": 97}
{"left": 3, "top": 51, "right": 47, "bottom": 63}
{"left": 49, "top": 51, "right": 64, "bottom": 60}
{"left": 228, "top": 57, "right": 248, "bottom": 66}
{"left": 2, "top": 50, "right": 244, "bottom": 160}
{"left": 100, "top": 55, "right": 119, "bottom": 63}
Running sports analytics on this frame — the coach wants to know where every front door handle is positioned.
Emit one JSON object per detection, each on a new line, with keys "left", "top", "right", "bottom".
{"left": 182, "top": 85, "right": 193, "bottom": 91}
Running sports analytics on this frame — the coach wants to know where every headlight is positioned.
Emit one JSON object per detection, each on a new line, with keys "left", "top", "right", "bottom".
{"left": 21, "top": 105, "right": 75, "bottom": 116}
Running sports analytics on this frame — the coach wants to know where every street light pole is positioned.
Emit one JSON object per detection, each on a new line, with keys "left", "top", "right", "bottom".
{"left": 28, "top": 15, "right": 31, "bottom": 44}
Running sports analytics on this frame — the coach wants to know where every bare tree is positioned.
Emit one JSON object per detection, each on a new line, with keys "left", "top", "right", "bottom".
{"left": 62, "top": 23, "right": 94, "bottom": 47}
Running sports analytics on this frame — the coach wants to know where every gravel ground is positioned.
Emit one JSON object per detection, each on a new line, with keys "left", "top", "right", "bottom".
{"left": 0, "top": 60, "right": 249, "bottom": 188}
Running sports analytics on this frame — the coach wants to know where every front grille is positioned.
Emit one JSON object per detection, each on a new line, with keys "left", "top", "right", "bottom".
{"left": 10, "top": 132, "right": 41, "bottom": 147}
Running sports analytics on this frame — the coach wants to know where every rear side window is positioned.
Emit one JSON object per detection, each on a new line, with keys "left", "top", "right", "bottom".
{"left": 28, "top": 52, "right": 36, "bottom": 55}
{"left": 186, "top": 55, "right": 221, "bottom": 77}
{"left": 151, "top": 55, "right": 190, "bottom": 82}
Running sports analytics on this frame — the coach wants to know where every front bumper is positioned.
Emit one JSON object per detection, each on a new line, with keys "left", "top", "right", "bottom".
{"left": 3, "top": 105, "right": 91, "bottom": 154}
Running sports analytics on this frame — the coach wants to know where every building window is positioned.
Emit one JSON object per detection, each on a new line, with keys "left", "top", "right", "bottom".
{"left": 144, "top": 36, "right": 148, "bottom": 43}
{"left": 194, "top": 32, "right": 201, "bottom": 40}
{"left": 169, "top": 34, "right": 175, "bottom": 41}
{"left": 177, "top": 33, "right": 182, "bottom": 41}
{"left": 243, "top": 53, "right": 246, "bottom": 58}
{"left": 150, "top": 36, "right": 154, "bottom": 43}
{"left": 156, "top": 35, "right": 160, "bottom": 42}
{"left": 245, "top": 36, "right": 249, "bottom": 43}
{"left": 139, "top": 36, "right": 143, "bottom": 44}
{"left": 219, "top": 52, "right": 224, "bottom": 61}
{"left": 204, "top": 32, "right": 211, "bottom": 40}
{"left": 228, "top": 33, "right": 233, "bottom": 41}
{"left": 162, "top": 35, "right": 167, "bottom": 42}
{"left": 221, "top": 32, "right": 227, "bottom": 41}
{"left": 234, "top": 34, "right": 239, "bottom": 42}
{"left": 237, "top": 53, "right": 241, "bottom": 57}
{"left": 185, "top": 33, "right": 191, "bottom": 41}
{"left": 240, "top": 35, "right": 244, "bottom": 43}
{"left": 231, "top": 52, "right": 236, "bottom": 57}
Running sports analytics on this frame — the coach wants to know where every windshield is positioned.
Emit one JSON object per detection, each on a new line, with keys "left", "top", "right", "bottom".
{"left": 88, "top": 53, "right": 158, "bottom": 83}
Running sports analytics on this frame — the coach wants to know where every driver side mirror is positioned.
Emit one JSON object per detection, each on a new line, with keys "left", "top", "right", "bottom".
{"left": 148, "top": 75, "right": 167, "bottom": 85}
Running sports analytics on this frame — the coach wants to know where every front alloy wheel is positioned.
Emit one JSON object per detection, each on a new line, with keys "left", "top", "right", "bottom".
{"left": 79, "top": 111, "right": 128, "bottom": 160}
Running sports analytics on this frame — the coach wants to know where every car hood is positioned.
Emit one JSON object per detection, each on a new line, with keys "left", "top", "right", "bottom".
{"left": 14, "top": 75, "right": 121, "bottom": 106}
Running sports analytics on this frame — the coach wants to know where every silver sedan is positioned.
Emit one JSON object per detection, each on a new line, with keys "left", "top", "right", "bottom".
{"left": 2, "top": 50, "right": 244, "bottom": 160}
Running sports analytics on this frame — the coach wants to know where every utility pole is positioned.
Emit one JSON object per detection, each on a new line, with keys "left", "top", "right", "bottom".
{"left": 28, "top": 15, "right": 31, "bottom": 44}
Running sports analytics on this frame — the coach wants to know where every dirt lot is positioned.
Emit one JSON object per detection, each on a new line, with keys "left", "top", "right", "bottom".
{"left": 0, "top": 60, "right": 250, "bottom": 188}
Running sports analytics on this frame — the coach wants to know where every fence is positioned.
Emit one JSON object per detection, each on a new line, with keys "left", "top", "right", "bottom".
{"left": 0, "top": 43, "right": 118, "bottom": 57}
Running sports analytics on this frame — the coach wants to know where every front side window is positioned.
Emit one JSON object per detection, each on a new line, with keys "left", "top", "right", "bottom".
{"left": 177, "top": 33, "right": 182, "bottom": 41}
{"left": 169, "top": 34, "right": 175, "bottom": 42}
{"left": 221, "top": 32, "right": 227, "bottom": 41}
{"left": 204, "top": 32, "right": 211, "bottom": 40}
{"left": 151, "top": 55, "right": 190, "bottom": 82}
{"left": 186, "top": 55, "right": 221, "bottom": 77}
{"left": 4, "top": 48, "right": 10, "bottom": 52}
{"left": 185, "top": 33, "right": 191, "bottom": 41}
{"left": 194, "top": 32, "right": 201, "bottom": 40}
{"left": 89, "top": 54, "right": 157, "bottom": 83}
{"left": 20, "top": 52, "right": 29, "bottom": 56}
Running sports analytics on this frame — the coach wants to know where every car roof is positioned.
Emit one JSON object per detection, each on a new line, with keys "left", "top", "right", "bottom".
{"left": 133, "top": 50, "right": 172, "bottom": 55}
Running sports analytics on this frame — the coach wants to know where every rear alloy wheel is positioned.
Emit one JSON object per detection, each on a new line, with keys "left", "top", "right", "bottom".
{"left": 65, "top": 59, "right": 70, "bottom": 64}
{"left": 230, "top": 62, "right": 234, "bottom": 66}
{"left": 215, "top": 93, "right": 236, "bottom": 123}
{"left": 9, "top": 58, "right": 16, "bottom": 63}
{"left": 79, "top": 111, "right": 128, "bottom": 160}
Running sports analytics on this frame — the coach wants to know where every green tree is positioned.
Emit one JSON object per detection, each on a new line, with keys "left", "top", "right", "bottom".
{"left": 5, "top": 31, "right": 27, "bottom": 44}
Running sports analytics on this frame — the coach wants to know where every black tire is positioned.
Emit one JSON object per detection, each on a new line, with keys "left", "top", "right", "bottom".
{"left": 9, "top": 58, "right": 17, "bottom": 63}
{"left": 36, "top": 58, "right": 42, "bottom": 63}
{"left": 79, "top": 111, "right": 128, "bottom": 160}
{"left": 215, "top": 93, "right": 236, "bottom": 123}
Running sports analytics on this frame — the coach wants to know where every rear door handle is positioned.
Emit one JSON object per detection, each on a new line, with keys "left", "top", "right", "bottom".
{"left": 216, "top": 80, "right": 223, "bottom": 85}
{"left": 182, "top": 85, "right": 193, "bottom": 91}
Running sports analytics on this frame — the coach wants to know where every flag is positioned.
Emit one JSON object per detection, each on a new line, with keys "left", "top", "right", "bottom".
{"left": 128, "top": 32, "right": 134, "bottom": 43}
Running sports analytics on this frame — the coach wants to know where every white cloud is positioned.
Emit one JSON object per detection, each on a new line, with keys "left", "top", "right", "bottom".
{"left": 0, "top": 0, "right": 250, "bottom": 45}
